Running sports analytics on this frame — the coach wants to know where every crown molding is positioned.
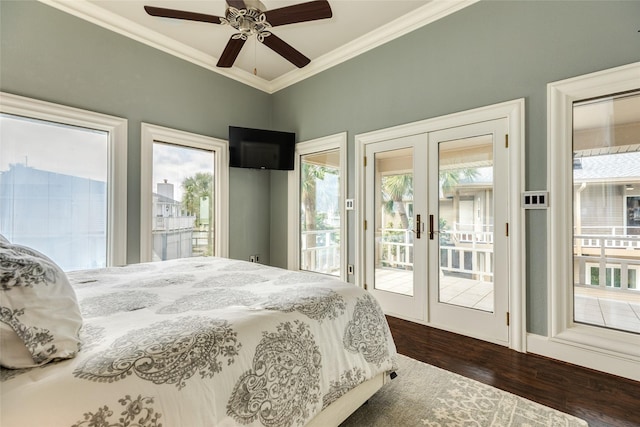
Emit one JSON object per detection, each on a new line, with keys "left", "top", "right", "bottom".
{"left": 268, "top": 0, "right": 480, "bottom": 93}
{"left": 38, "top": 0, "right": 271, "bottom": 92}
{"left": 38, "top": 0, "right": 478, "bottom": 94}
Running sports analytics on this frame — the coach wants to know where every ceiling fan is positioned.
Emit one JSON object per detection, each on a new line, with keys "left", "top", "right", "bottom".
{"left": 144, "top": 0, "right": 332, "bottom": 69}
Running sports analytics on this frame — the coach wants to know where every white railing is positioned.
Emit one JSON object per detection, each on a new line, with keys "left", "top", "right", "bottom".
{"left": 379, "top": 229, "right": 414, "bottom": 268}
{"left": 574, "top": 254, "right": 640, "bottom": 291}
{"left": 574, "top": 233, "right": 640, "bottom": 292}
{"left": 575, "top": 231, "right": 640, "bottom": 250}
{"left": 439, "top": 245, "right": 493, "bottom": 281}
{"left": 450, "top": 223, "right": 494, "bottom": 244}
{"left": 378, "top": 227, "right": 493, "bottom": 281}
{"left": 153, "top": 216, "right": 196, "bottom": 231}
{"left": 300, "top": 229, "right": 340, "bottom": 275}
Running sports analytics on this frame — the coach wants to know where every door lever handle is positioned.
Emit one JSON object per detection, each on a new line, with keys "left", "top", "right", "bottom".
{"left": 416, "top": 214, "right": 421, "bottom": 239}
{"left": 429, "top": 214, "right": 434, "bottom": 240}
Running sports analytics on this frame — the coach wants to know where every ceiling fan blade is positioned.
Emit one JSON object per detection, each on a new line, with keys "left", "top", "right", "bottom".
{"left": 144, "top": 6, "right": 223, "bottom": 24}
{"left": 263, "top": 0, "right": 332, "bottom": 27}
{"left": 217, "top": 36, "right": 247, "bottom": 68}
{"left": 261, "top": 34, "right": 310, "bottom": 68}
{"left": 226, "top": 0, "right": 246, "bottom": 9}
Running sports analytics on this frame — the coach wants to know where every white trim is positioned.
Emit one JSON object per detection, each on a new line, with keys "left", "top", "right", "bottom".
{"left": 140, "top": 123, "right": 229, "bottom": 262}
{"left": 355, "top": 99, "right": 526, "bottom": 351}
{"left": 288, "top": 132, "right": 347, "bottom": 280}
{"left": 527, "top": 333, "right": 640, "bottom": 382}
{"left": 0, "top": 91, "right": 127, "bottom": 266}
{"left": 546, "top": 62, "right": 640, "bottom": 379}
{"left": 269, "top": 0, "right": 480, "bottom": 93}
{"left": 37, "top": 0, "right": 264, "bottom": 92}
{"left": 37, "top": 0, "right": 478, "bottom": 94}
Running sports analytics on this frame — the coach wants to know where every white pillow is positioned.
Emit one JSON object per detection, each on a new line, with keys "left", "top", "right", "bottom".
{"left": 0, "top": 242, "right": 82, "bottom": 368}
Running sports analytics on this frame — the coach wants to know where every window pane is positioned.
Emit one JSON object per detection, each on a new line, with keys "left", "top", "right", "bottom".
{"left": 438, "top": 136, "right": 495, "bottom": 312}
{"left": 152, "top": 142, "right": 214, "bottom": 261}
{"left": 0, "top": 113, "right": 108, "bottom": 271}
{"left": 573, "top": 90, "right": 640, "bottom": 334}
{"left": 300, "top": 149, "right": 340, "bottom": 276}
{"left": 373, "top": 148, "right": 414, "bottom": 296}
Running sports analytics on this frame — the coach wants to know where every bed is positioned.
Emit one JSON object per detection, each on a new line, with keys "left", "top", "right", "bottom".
{"left": 0, "top": 248, "right": 398, "bottom": 427}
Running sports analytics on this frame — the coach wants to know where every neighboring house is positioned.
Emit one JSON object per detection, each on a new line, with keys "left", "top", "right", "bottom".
{"left": 151, "top": 180, "right": 196, "bottom": 261}
{"left": 0, "top": 164, "right": 107, "bottom": 271}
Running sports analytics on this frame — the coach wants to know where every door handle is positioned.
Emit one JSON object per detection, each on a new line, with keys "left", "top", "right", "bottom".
{"left": 429, "top": 214, "right": 434, "bottom": 240}
{"left": 416, "top": 214, "right": 421, "bottom": 239}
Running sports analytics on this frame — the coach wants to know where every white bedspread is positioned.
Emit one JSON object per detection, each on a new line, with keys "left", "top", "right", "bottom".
{"left": 1, "top": 257, "right": 397, "bottom": 427}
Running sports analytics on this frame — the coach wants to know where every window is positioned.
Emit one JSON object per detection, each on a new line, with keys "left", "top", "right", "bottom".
{"left": 140, "top": 123, "right": 228, "bottom": 262}
{"left": 300, "top": 149, "right": 341, "bottom": 276}
{"left": 548, "top": 63, "right": 640, "bottom": 376}
{"left": 0, "top": 92, "right": 127, "bottom": 270}
{"left": 288, "top": 133, "right": 346, "bottom": 279}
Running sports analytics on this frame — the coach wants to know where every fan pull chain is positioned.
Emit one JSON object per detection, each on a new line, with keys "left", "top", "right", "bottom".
{"left": 253, "top": 37, "right": 257, "bottom": 76}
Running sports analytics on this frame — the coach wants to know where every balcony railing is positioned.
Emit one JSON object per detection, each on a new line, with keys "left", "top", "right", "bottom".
{"left": 575, "top": 227, "right": 640, "bottom": 250}
{"left": 378, "top": 227, "right": 493, "bottom": 281}
{"left": 153, "top": 216, "right": 196, "bottom": 231}
{"left": 574, "top": 232, "right": 640, "bottom": 291}
{"left": 300, "top": 225, "right": 640, "bottom": 293}
{"left": 300, "top": 229, "right": 340, "bottom": 275}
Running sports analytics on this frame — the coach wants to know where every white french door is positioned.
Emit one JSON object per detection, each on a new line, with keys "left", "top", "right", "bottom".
{"left": 365, "top": 134, "right": 427, "bottom": 321}
{"left": 363, "top": 118, "right": 511, "bottom": 345}
{"left": 427, "top": 119, "right": 510, "bottom": 345}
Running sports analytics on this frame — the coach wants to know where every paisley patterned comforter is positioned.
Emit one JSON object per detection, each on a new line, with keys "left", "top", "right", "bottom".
{"left": 0, "top": 257, "right": 397, "bottom": 427}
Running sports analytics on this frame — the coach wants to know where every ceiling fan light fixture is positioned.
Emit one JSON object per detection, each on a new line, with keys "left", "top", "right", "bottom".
{"left": 144, "top": 0, "right": 332, "bottom": 69}
{"left": 223, "top": 4, "right": 271, "bottom": 38}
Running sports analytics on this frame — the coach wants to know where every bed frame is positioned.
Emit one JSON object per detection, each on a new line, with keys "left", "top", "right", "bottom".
{"left": 306, "top": 371, "right": 389, "bottom": 426}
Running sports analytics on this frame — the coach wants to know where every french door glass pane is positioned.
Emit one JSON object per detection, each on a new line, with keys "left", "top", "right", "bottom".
{"left": 374, "top": 148, "right": 414, "bottom": 296}
{"left": 152, "top": 142, "right": 214, "bottom": 261}
{"left": 438, "top": 135, "right": 494, "bottom": 312}
{"left": 572, "top": 90, "right": 640, "bottom": 334}
{"left": 300, "top": 149, "right": 340, "bottom": 276}
{"left": 0, "top": 113, "right": 108, "bottom": 271}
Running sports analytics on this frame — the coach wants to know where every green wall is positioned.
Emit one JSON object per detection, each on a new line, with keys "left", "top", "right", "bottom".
{"left": 270, "top": 0, "right": 640, "bottom": 334}
{"left": 2, "top": 0, "right": 639, "bottom": 335}
{"left": 0, "top": 0, "right": 273, "bottom": 265}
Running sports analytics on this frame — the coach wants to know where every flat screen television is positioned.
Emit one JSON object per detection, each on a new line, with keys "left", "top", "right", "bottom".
{"left": 228, "top": 126, "right": 295, "bottom": 170}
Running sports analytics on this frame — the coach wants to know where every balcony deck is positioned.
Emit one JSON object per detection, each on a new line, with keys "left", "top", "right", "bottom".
{"left": 374, "top": 268, "right": 640, "bottom": 333}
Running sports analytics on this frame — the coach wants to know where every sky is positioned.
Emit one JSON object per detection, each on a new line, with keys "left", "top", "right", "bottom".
{"left": 152, "top": 141, "right": 214, "bottom": 202}
{"left": 0, "top": 114, "right": 107, "bottom": 181}
{"left": 0, "top": 114, "right": 215, "bottom": 203}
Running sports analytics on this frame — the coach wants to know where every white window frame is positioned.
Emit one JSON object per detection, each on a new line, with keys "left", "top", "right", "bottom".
{"left": 545, "top": 62, "right": 640, "bottom": 381}
{"left": 140, "top": 123, "right": 229, "bottom": 262}
{"left": 287, "top": 132, "right": 347, "bottom": 280}
{"left": 0, "top": 92, "right": 127, "bottom": 266}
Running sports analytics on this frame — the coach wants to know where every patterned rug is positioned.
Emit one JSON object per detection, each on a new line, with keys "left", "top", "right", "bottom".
{"left": 340, "top": 354, "right": 588, "bottom": 427}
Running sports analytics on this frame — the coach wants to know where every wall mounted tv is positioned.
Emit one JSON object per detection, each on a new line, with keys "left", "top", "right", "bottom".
{"left": 229, "top": 126, "right": 295, "bottom": 170}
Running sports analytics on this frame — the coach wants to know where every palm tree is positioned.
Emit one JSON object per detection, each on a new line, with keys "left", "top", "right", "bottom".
{"left": 182, "top": 172, "right": 213, "bottom": 255}
{"left": 439, "top": 168, "right": 479, "bottom": 198}
{"left": 301, "top": 162, "right": 338, "bottom": 270}
{"left": 381, "top": 173, "right": 413, "bottom": 230}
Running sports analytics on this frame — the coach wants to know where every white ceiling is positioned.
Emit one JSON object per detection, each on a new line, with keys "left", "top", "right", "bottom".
{"left": 39, "top": 0, "right": 477, "bottom": 93}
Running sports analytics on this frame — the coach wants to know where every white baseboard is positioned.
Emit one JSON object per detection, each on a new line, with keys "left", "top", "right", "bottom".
{"left": 526, "top": 333, "right": 640, "bottom": 382}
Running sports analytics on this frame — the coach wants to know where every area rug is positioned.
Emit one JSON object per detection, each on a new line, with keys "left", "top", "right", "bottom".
{"left": 340, "top": 354, "right": 588, "bottom": 427}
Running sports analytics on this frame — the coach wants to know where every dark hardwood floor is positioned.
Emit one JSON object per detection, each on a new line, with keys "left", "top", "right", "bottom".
{"left": 387, "top": 316, "right": 640, "bottom": 427}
